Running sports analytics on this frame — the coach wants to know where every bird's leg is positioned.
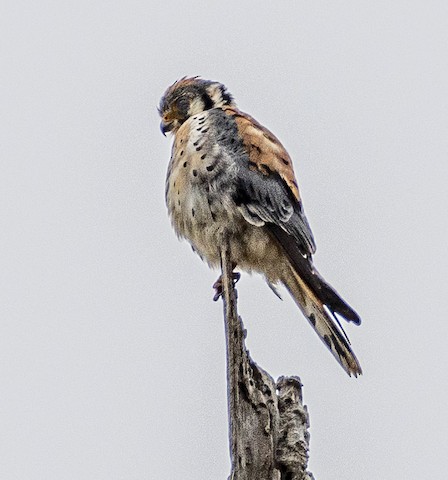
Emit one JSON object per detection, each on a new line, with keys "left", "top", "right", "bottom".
{"left": 213, "top": 267, "right": 240, "bottom": 301}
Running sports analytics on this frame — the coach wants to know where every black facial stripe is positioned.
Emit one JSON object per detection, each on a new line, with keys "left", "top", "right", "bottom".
{"left": 220, "top": 85, "right": 233, "bottom": 105}
{"left": 201, "top": 92, "right": 214, "bottom": 110}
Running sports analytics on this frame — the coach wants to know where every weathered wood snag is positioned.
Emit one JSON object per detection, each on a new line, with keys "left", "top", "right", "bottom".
{"left": 220, "top": 241, "right": 314, "bottom": 480}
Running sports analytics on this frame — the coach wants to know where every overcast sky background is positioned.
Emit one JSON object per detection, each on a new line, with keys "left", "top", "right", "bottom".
{"left": 1, "top": 1, "right": 448, "bottom": 479}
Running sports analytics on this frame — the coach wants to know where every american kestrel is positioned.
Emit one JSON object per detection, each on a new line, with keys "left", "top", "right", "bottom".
{"left": 159, "top": 77, "right": 362, "bottom": 376}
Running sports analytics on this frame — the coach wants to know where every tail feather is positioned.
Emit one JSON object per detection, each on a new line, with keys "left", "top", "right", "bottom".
{"left": 267, "top": 224, "right": 362, "bottom": 376}
{"left": 282, "top": 265, "right": 362, "bottom": 376}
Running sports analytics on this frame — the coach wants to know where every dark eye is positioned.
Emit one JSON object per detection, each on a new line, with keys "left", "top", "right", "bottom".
{"left": 176, "top": 97, "right": 190, "bottom": 114}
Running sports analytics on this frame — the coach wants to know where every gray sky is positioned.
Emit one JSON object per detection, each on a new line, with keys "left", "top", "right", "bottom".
{"left": 1, "top": 1, "right": 447, "bottom": 478}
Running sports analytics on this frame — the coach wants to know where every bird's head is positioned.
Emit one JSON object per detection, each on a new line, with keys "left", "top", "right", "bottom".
{"left": 158, "top": 77, "right": 235, "bottom": 135}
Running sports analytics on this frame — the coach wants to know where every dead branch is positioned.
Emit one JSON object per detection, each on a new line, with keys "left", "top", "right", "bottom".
{"left": 220, "top": 239, "right": 314, "bottom": 480}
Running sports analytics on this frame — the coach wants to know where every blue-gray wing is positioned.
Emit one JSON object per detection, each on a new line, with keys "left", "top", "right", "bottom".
{"left": 233, "top": 164, "right": 316, "bottom": 256}
{"left": 210, "top": 107, "right": 316, "bottom": 257}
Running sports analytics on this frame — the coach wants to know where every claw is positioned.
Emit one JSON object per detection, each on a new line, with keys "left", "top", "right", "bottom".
{"left": 213, "top": 272, "right": 241, "bottom": 301}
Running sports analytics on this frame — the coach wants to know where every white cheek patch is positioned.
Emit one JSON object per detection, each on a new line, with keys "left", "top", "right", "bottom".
{"left": 188, "top": 97, "right": 205, "bottom": 116}
{"left": 207, "top": 84, "right": 223, "bottom": 106}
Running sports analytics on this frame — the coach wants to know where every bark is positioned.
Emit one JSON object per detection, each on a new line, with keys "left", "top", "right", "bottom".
{"left": 220, "top": 241, "right": 314, "bottom": 480}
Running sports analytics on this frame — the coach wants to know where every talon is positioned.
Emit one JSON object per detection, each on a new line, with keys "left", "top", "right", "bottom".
{"left": 213, "top": 278, "right": 223, "bottom": 301}
{"left": 212, "top": 272, "right": 241, "bottom": 301}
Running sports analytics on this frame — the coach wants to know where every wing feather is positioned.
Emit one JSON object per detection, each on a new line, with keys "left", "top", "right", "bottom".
{"left": 225, "top": 108, "right": 316, "bottom": 256}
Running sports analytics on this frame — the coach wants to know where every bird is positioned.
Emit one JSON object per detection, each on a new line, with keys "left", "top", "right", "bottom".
{"left": 159, "top": 77, "right": 362, "bottom": 376}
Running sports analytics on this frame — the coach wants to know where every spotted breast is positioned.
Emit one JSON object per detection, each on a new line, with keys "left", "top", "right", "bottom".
{"left": 165, "top": 108, "right": 248, "bottom": 267}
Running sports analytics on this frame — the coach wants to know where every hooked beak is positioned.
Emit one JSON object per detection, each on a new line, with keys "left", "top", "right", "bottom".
{"left": 160, "top": 121, "right": 174, "bottom": 136}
